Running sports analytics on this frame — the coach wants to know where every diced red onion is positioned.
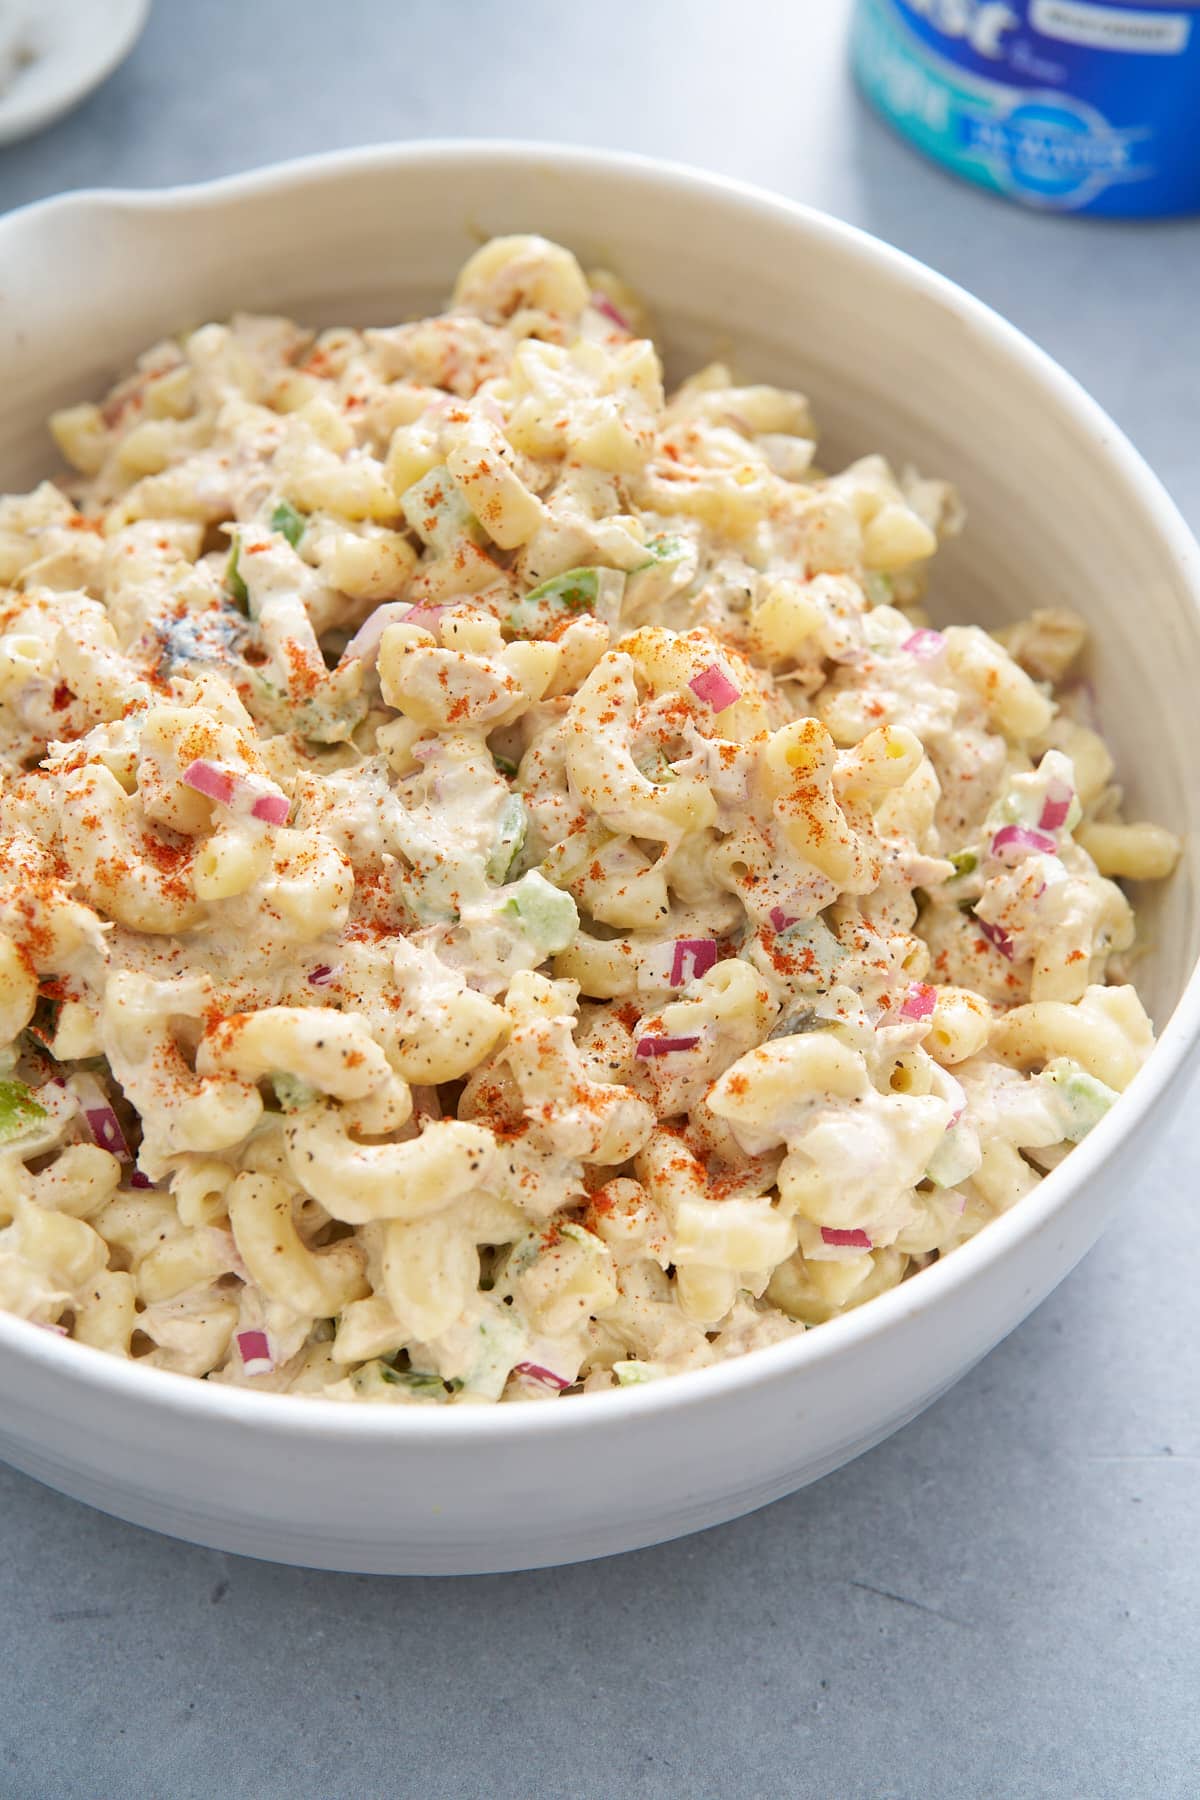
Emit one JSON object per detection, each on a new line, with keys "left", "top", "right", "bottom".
{"left": 590, "top": 293, "right": 630, "bottom": 332}
{"left": 35, "top": 1321, "right": 69, "bottom": 1336}
{"left": 669, "top": 938, "right": 718, "bottom": 986}
{"left": 250, "top": 791, "right": 290, "bottom": 825}
{"left": 688, "top": 663, "right": 741, "bottom": 712}
{"left": 183, "top": 759, "right": 289, "bottom": 826}
{"left": 901, "top": 629, "right": 945, "bottom": 660}
{"left": 341, "top": 601, "right": 415, "bottom": 666}
{"left": 900, "top": 982, "right": 936, "bottom": 1021}
{"left": 513, "top": 1361, "right": 571, "bottom": 1391}
{"left": 403, "top": 602, "right": 446, "bottom": 633}
{"left": 821, "top": 1226, "right": 873, "bottom": 1249}
{"left": 991, "top": 824, "right": 1057, "bottom": 863}
{"left": 73, "top": 1072, "right": 131, "bottom": 1161}
{"left": 635, "top": 1035, "right": 701, "bottom": 1058}
{"left": 975, "top": 916, "right": 1014, "bottom": 960}
{"left": 130, "top": 1171, "right": 154, "bottom": 1189}
{"left": 1039, "top": 778, "right": 1074, "bottom": 833}
{"left": 182, "top": 758, "right": 237, "bottom": 806}
{"left": 236, "top": 1329, "right": 274, "bottom": 1376}
{"left": 85, "top": 1109, "right": 130, "bottom": 1159}
{"left": 307, "top": 965, "right": 335, "bottom": 986}
{"left": 769, "top": 906, "right": 798, "bottom": 933}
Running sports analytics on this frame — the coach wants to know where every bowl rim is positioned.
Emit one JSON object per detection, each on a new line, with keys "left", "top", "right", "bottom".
{"left": 1, "top": 137, "right": 1197, "bottom": 1443}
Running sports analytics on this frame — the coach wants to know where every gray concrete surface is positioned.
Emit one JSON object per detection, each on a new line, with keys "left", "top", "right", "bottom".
{"left": 0, "top": 2, "right": 1197, "bottom": 1796}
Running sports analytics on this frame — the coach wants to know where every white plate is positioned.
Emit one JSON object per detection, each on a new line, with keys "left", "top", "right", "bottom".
{"left": 0, "top": 0, "right": 149, "bottom": 147}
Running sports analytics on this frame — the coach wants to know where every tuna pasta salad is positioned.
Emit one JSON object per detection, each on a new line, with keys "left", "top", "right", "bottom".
{"left": 0, "top": 236, "right": 1178, "bottom": 1404}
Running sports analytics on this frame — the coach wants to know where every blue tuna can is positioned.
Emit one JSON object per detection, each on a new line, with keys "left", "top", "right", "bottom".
{"left": 852, "top": 0, "right": 1200, "bottom": 216}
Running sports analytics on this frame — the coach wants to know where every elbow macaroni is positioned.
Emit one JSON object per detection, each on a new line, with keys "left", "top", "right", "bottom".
{"left": 0, "top": 235, "right": 1177, "bottom": 1401}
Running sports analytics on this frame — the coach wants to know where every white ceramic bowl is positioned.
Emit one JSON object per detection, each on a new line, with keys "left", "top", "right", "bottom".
{"left": 1, "top": 143, "right": 1197, "bottom": 1575}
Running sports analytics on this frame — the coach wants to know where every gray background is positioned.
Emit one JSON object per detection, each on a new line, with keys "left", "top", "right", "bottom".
{"left": 2, "top": 3, "right": 1198, "bottom": 1796}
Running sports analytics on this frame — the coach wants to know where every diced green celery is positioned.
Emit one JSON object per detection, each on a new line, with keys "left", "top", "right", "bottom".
{"left": 634, "top": 747, "right": 677, "bottom": 784}
{"left": 632, "top": 533, "right": 687, "bottom": 572}
{"left": 769, "top": 1006, "right": 833, "bottom": 1040}
{"left": 614, "top": 1360, "right": 662, "bottom": 1386}
{"left": 1040, "top": 1061, "right": 1119, "bottom": 1142}
{"left": 862, "top": 608, "right": 909, "bottom": 652}
{"left": 0, "top": 1079, "right": 48, "bottom": 1144}
{"left": 558, "top": 1221, "right": 600, "bottom": 1249}
{"left": 507, "top": 567, "right": 600, "bottom": 638}
{"left": 498, "top": 1232, "right": 542, "bottom": 1285}
{"left": 863, "top": 572, "right": 894, "bottom": 605}
{"left": 502, "top": 871, "right": 579, "bottom": 954}
{"left": 527, "top": 568, "right": 600, "bottom": 608}
{"left": 292, "top": 686, "right": 370, "bottom": 747}
{"left": 949, "top": 850, "right": 977, "bottom": 878}
{"left": 925, "top": 1120, "right": 981, "bottom": 1188}
{"left": 226, "top": 536, "right": 249, "bottom": 611}
{"left": 270, "top": 498, "right": 307, "bottom": 549}
{"left": 400, "top": 465, "right": 480, "bottom": 554}
{"left": 492, "top": 751, "right": 519, "bottom": 779}
{"left": 773, "top": 917, "right": 842, "bottom": 986}
{"left": 463, "top": 1309, "right": 528, "bottom": 1401}
{"left": 405, "top": 882, "right": 461, "bottom": 927}
{"left": 485, "top": 794, "right": 528, "bottom": 884}
{"left": 271, "top": 1072, "right": 316, "bottom": 1114}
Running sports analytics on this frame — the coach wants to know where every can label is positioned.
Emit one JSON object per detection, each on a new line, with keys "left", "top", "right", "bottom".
{"left": 852, "top": 0, "right": 1200, "bottom": 215}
